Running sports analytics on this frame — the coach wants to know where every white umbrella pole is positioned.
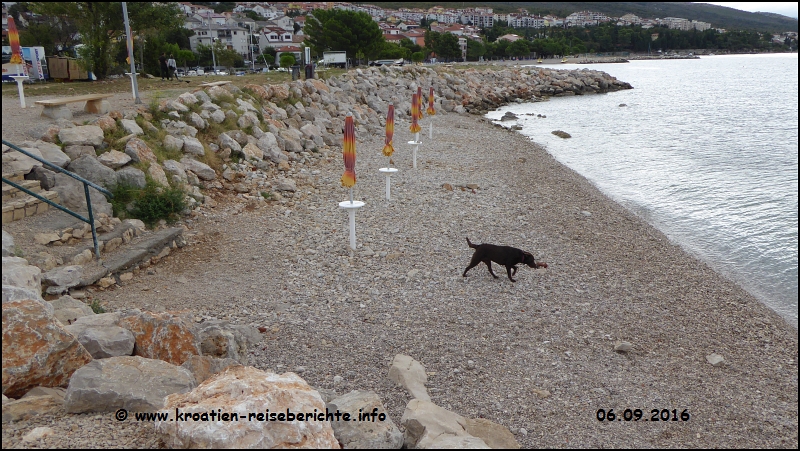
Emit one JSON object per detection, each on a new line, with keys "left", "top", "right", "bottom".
{"left": 348, "top": 208, "right": 357, "bottom": 249}
{"left": 12, "top": 65, "right": 28, "bottom": 108}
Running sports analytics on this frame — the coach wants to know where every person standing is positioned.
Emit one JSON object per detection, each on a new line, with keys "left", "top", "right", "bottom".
{"left": 159, "top": 52, "right": 168, "bottom": 80}
{"left": 167, "top": 54, "right": 179, "bottom": 81}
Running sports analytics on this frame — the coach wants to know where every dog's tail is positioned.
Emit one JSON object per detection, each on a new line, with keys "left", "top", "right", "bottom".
{"left": 466, "top": 237, "right": 478, "bottom": 249}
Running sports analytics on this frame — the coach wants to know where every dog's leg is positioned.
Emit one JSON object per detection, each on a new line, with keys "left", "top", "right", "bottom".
{"left": 505, "top": 266, "right": 517, "bottom": 282}
{"left": 484, "top": 260, "right": 499, "bottom": 278}
{"left": 511, "top": 266, "right": 518, "bottom": 277}
{"left": 463, "top": 253, "right": 482, "bottom": 277}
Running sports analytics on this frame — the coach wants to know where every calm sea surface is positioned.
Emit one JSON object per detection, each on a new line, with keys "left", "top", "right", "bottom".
{"left": 488, "top": 54, "right": 798, "bottom": 327}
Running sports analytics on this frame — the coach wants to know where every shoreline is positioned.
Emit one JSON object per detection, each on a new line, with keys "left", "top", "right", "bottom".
{"left": 2, "top": 70, "right": 797, "bottom": 448}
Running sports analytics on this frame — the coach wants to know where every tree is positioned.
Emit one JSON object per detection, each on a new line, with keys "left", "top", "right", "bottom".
{"left": 466, "top": 38, "right": 486, "bottom": 61}
{"left": 507, "top": 39, "right": 531, "bottom": 58}
{"left": 213, "top": 40, "right": 242, "bottom": 72}
{"left": 411, "top": 52, "right": 424, "bottom": 64}
{"left": 279, "top": 53, "right": 296, "bottom": 75}
{"left": 27, "top": 2, "right": 183, "bottom": 79}
{"left": 304, "top": 10, "right": 384, "bottom": 62}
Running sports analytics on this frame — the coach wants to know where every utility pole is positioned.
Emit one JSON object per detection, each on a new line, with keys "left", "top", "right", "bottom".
{"left": 208, "top": 12, "right": 217, "bottom": 72}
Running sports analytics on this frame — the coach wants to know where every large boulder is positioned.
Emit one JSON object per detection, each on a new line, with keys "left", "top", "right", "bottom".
{"left": 180, "top": 355, "right": 241, "bottom": 385}
{"left": 2, "top": 257, "right": 42, "bottom": 296}
{"left": 64, "top": 356, "right": 195, "bottom": 413}
{"left": 116, "top": 166, "right": 147, "bottom": 189}
{"left": 51, "top": 172, "right": 113, "bottom": 217}
{"left": 67, "top": 155, "right": 117, "bottom": 190}
{"left": 194, "top": 320, "right": 261, "bottom": 365}
{"left": 257, "top": 133, "right": 287, "bottom": 164}
{"left": 34, "top": 141, "right": 71, "bottom": 168}
{"left": 327, "top": 390, "right": 403, "bottom": 449}
{"left": 180, "top": 157, "right": 216, "bottom": 181}
{"left": 115, "top": 309, "right": 201, "bottom": 365}
{"left": 48, "top": 294, "right": 94, "bottom": 326}
{"left": 155, "top": 366, "right": 340, "bottom": 448}
{"left": 2, "top": 146, "right": 43, "bottom": 174}
{"left": 401, "top": 399, "right": 487, "bottom": 449}
{"left": 2, "top": 299, "right": 93, "bottom": 398}
{"left": 97, "top": 149, "right": 132, "bottom": 169}
{"left": 124, "top": 138, "right": 157, "bottom": 164}
{"left": 388, "top": 354, "right": 430, "bottom": 401}
{"left": 58, "top": 125, "right": 104, "bottom": 147}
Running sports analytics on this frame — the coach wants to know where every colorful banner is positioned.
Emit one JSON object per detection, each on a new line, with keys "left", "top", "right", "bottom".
{"left": 383, "top": 103, "right": 395, "bottom": 157}
{"left": 410, "top": 93, "right": 421, "bottom": 134}
{"left": 427, "top": 86, "right": 436, "bottom": 116}
{"left": 341, "top": 113, "right": 356, "bottom": 188}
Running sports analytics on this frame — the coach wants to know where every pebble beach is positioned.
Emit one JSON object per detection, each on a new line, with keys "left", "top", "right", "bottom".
{"left": 2, "top": 68, "right": 798, "bottom": 448}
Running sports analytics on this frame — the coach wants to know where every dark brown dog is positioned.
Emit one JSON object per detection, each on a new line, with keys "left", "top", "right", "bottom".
{"left": 463, "top": 237, "right": 546, "bottom": 282}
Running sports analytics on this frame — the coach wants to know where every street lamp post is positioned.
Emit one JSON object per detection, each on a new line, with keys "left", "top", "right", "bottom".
{"left": 247, "top": 23, "right": 255, "bottom": 71}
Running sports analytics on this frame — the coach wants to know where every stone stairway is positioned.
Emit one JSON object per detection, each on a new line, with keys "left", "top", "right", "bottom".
{"left": 2, "top": 171, "right": 61, "bottom": 224}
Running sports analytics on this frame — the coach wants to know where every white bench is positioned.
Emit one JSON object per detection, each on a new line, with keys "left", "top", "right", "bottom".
{"left": 34, "top": 94, "right": 114, "bottom": 119}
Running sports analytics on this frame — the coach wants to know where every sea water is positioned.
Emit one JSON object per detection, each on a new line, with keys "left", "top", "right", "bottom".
{"left": 488, "top": 54, "right": 798, "bottom": 327}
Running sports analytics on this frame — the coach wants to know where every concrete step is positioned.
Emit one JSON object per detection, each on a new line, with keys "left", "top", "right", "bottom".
{"left": 2, "top": 171, "right": 27, "bottom": 183}
{"left": 1, "top": 190, "right": 61, "bottom": 224}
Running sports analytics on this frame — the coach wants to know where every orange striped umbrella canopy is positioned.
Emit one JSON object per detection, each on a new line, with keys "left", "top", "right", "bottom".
{"left": 8, "top": 17, "right": 23, "bottom": 65}
{"left": 417, "top": 86, "right": 424, "bottom": 118}
{"left": 427, "top": 86, "right": 436, "bottom": 116}
{"left": 410, "top": 93, "right": 421, "bottom": 134}
{"left": 341, "top": 113, "right": 356, "bottom": 188}
{"left": 382, "top": 103, "right": 395, "bottom": 157}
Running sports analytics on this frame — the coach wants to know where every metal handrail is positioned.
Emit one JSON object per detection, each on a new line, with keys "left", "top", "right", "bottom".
{"left": 2, "top": 139, "right": 113, "bottom": 260}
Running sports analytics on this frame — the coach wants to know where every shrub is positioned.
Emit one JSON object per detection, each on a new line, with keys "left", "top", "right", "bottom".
{"left": 89, "top": 299, "right": 106, "bottom": 314}
{"left": 110, "top": 180, "right": 187, "bottom": 227}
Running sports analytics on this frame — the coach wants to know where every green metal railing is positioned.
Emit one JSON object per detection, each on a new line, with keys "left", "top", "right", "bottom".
{"left": 2, "top": 139, "right": 113, "bottom": 260}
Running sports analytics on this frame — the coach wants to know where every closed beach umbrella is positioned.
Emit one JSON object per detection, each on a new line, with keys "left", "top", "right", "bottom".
{"left": 410, "top": 93, "right": 421, "bottom": 134}
{"left": 8, "top": 17, "right": 23, "bottom": 67}
{"left": 341, "top": 113, "right": 356, "bottom": 188}
{"left": 383, "top": 103, "right": 395, "bottom": 157}
{"left": 427, "top": 86, "right": 436, "bottom": 116}
{"left": 417, "top": 86, "right": 424, "bottom": 119}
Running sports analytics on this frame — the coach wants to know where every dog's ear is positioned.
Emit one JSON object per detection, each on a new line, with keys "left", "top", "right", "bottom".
{"left": 522, "top": 251, "right": 536, "bottom": 266}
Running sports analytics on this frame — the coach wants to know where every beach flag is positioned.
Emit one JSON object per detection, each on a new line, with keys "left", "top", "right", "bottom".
{"left": 383, "top": 103, "right": 395, "bottom": 157}
{"left": 410, "top": 93, "right": 421, "bottom": 134}
{"left": 427, "top": 86, "right": 436, "bottom": 116}
{"left": 8, "top": 17, "right": 23, "bottom": 66}
{"left": 417, "top": 86, "right": 424, "bottom": 118}
{"left": 341, "top": 113, "right": 356, "bottom": 188}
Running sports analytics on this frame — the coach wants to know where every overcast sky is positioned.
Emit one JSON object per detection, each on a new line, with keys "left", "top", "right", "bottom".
{"left": 698, "top": 2, "right": 799, "bottom": 18}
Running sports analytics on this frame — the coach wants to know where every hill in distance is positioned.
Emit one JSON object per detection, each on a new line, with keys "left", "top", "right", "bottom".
{"left": 366, "top": 2, "right": 798, "bottom": 32}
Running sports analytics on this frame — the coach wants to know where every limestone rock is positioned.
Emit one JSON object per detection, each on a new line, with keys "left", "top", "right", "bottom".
{"left": 115, "top": 309, "right": 201, "bottom": 365}
{"left": 465, "top": 418, "right": 520, "bottom": 449}
{"left": 2, "top": 299, "right": 93, "bottom": 398}
{"left": 401, "top": 399, "right": 476, "bottom": 449}
{"left": 2, "top": 257, "right": 42, "bottom": 296}
{"left": 120, "top": 119, "right": 144, "bottom": 135}
{"left": 48, "top": 294, "right": 93, "bottom": 325}
{"left": 58, "top": 125, "right": 104, "bottom": 147}
{"left": 42, "top": 266, "right": 83, "bottom": 296}
{"left": 116, "top": 166, "right": 147, "bottom": 189}
{"left": 63, "top": 145, "right": 96, "bottom": 160}
{"left": 148, "top": 162, "right": 171, "bottom": 187}
{"left": 327, "top": 390, "right": 403, "bottom": 449}
{"left": 163, "top": 160, "right": 187, "bottom": 183}
{"left": 1, "top": 230, "right": 13, "bottom": 257}
{"left": 241, "top": 142, "right": 263, "bottom": 161}
{"left": 67, "top": 155, "right": 117, "bottom": 190}
{"left": 2, "top": 146, "right": 43, "bottom": 174}
{"left": 180, "top": 157, "right": 216, "bottom": 181}
{"left": 182, "top": 136, "right": 205, "bottom": 156}
{"left": 194, "top": 320, "right": 260, "bottom": 365}
{"left": 97, "top": 149, "right": 132, "bottom": 169}
{"left": 2, "top": 395, "right": 61, "bottom": 423}
{"left": 388, "top": 354, "right": 430, "bottom": 401}
{"left": 155, "top": 366, "right": 340, "bottom": 448}
{"left": 71, "top": 325, "right": 135, "bottom": 359}
{"left": 64, "top": 355, "right": 196, "bottom": 413}
{"left": 124, "top": 138, "right": 157, "bottom": 164}
{"left": 180, "top": 355, "right": 241, "bottom": 385}
{"left": 34, "top": 141, "right": 71, "bottom": 168}
{"left": 52, "top": 172, "right": 113, "bottom": 217}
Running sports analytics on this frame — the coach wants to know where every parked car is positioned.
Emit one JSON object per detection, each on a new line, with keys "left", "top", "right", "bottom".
{"left": 235, "top": 71, "right": 245, "bottom": 76}
{"left": 195, "top": 68, "right": 205, "bottom": 76}
{"left": 186, "top": 70, "right": 197, "bottom": 76}
{"left": 175, "top": 69, "right": 185, "bottom": 76}
{"left": 214, "top": 70, "right": 229, "bottom": 76}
